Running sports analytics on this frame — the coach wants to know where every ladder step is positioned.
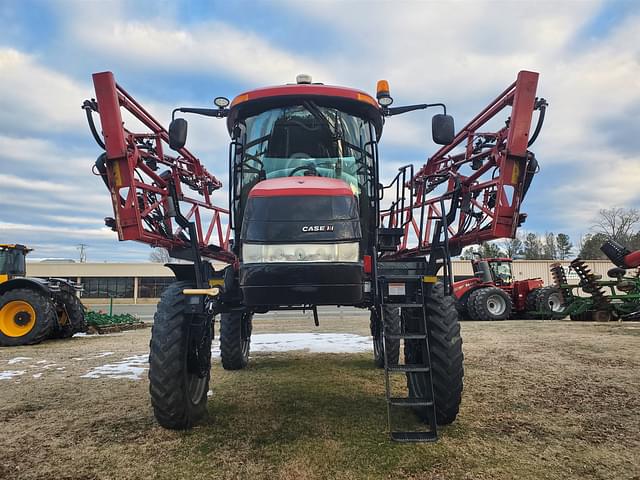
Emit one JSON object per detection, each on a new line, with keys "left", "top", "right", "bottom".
{"left": 382, "top": 303, "right": 423, "bottom": 308}
{"left": 385, "top": 334, "right": 427, "bottom": 340}
{"left": 387, "top": 365, "right": 430, "bottom": 373}
{"left": 389, "top": 397, "right": 434, "bottom": 407}
{"left": 390, "top": 431, "right": 437, "bottom": 443}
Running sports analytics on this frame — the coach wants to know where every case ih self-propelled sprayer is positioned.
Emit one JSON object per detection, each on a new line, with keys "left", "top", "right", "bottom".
{"left": 85, "top": 71, "right": 545, "bottom": 441}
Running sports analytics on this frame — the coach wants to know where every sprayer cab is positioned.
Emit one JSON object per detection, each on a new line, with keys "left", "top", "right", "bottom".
{"left": 225, "top": 81, "right": 385, "bottom": 307}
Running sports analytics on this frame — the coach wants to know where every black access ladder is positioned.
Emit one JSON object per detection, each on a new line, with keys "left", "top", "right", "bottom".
{"left": 377, "top": 272, "right": 438, "bottom": 442}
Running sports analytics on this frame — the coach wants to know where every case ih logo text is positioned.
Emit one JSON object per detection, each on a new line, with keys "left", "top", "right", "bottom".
{"left": 301, "top": 225, "right": 335, "bottom": 232}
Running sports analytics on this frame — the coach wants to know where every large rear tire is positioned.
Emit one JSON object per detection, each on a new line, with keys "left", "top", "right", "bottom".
{"left": 404, "top": 283, "right": 464, "bottom": 425}
{"left": 371, "top": 306, "right": 400, "bottom": 368}
{"left": 149, "top": 281, "right": 211, "bottom": 429}
{"left": 466, "top": 289, "right": 483, "bottom": 320}
{"left": 470, "top": 287, "right": 512, "bottom": 321}
{"left": 220, "top": 310, "right": 252, "bottom": 370}
{"left": 0, "top": 289, "right": 55, "bottom": 347}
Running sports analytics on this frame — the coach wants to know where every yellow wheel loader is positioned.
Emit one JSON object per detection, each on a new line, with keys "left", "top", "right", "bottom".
{"left": 0, "top": 244, "right": 86, "bottom": 347}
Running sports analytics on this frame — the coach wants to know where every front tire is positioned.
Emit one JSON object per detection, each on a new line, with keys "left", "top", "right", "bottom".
{"left": 470, "top": 287, "right": 512, "bottom": 321}
{"left": 0, "top": 289, "right": 55, "bottom": 347}
{"left": 220, "top": 310, "right": 252, "bottom": 370}
{"left": 371, "top": 306, "right": 400, "bottom": 368}
{"left": 149, "top": 281, "right": 211, "bottom": 429}
{"left": 404, "top": 283, "right": 464, "bottom": 425}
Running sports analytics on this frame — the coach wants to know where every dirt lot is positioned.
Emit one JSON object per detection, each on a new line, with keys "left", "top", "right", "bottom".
{"left": 1, "top": 316, "right": 639, "bottom": 480}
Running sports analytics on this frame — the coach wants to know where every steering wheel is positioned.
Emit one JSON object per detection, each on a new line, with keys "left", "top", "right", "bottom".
{"left": 289, "top": 164, "right": 321, "bottom": 177}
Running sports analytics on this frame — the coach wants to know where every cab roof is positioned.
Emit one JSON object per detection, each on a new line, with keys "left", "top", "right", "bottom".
{"left": 227, "top": 84, "right": 384, "bottom": 138}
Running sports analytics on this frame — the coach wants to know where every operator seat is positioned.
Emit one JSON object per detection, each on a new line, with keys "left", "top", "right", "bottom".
{"left": 267, "top": 118, "right": 337, "bottom": 165}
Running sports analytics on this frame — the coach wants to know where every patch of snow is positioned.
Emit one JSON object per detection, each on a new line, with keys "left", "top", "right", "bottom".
{"left": 8, "top": 356, "right": 32, "bottom": 365}
{"left": 72, "top": 333, "right": 88, "bottom": 337}
{"left": 81, "top": 354, "right": 149, "bottom": 380}
{"left": 92, "top": 351, "right": 114, "bottom": 358}
{"left": 36, "top": 360, "right": 49, "bottom": 364}
{"left": 42, "top": 364, "right": 58, "bottom": 369}
{"left": 32, "top": 373, "right": 42, "bottom": 378}
{"left": 212, "top": 333, "right": 373, "bottom": 355}
{"left": 56, "top": 367, "right": 65, "bottom": 371}
{"left": 207, "top": 390, "right": 213, "bottom": 397}
{"left": 0, "top": 370, "right": 26, "bottom": 380}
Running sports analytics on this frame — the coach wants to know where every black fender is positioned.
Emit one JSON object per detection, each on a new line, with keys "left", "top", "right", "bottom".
{"left": 0, "top": 277, "right": 51, "bottom": 297}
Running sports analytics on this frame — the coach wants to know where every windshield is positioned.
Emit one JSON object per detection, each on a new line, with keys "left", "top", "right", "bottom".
{"left": 490, "top": 261, "right": 513, "bottom": 284}
{"left": 0, "top": 249, "right": 26, "bottom": 276}
{"left": 237, "top": 103, "right": 374, "bottom": 196}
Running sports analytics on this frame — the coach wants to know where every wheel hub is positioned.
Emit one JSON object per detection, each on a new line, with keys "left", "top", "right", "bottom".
{"left": 486, "top": 294, "right": 507, "bottom": 316}
{"left": 0, "top": 300, "right": 36, "bottom": 337}
{"left": 14, "top": 311, "right": 32, "bottom": 326}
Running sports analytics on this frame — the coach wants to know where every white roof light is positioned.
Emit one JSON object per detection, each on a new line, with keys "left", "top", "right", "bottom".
{"left": 296, "top": 74, "right": 313, "bottom": 84}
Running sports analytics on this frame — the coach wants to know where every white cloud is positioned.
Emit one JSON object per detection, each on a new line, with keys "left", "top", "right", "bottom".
{"left": 0, "top": 49, "right": 91, "bottom": 133}
{"left": 68, "top": 16, "right": 333, "bottom": 87}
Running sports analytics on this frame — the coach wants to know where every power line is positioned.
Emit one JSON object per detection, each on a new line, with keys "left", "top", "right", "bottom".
{"left": 77, "top": 244, "right": 88, "bottom": 263}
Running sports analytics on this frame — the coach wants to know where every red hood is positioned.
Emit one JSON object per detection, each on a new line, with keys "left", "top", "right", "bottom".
{"left": 248, "top": 177, "right": 354, "bottom": 198}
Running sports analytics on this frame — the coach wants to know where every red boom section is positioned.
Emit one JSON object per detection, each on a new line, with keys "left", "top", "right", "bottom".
{"left": 382, "top": 70, "right": 542, "bottom": 258}
{"left": 91, "top": 71, "right": 235, "bottom": 263}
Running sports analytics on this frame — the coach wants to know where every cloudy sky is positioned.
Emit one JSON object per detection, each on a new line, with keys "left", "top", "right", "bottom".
{"left": 1, "top": 0, "right": 638, "bottom": 262}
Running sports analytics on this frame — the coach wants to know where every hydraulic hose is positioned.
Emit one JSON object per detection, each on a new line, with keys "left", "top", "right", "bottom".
{"left": 82, "top": 100, "right": 106, "bottom": 150}
{"left": 527, "top": 98, "right": 547, "bottom": 147}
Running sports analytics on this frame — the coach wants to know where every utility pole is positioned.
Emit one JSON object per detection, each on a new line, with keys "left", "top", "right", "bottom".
{"left": 77, "top": 243, "right": 88, "bottom": 263}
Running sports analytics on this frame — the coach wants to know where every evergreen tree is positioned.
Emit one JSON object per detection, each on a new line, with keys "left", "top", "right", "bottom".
{"left": 556, "top": 233, "right": 573, "bottom": 260}
{"left": 578, "top": 233, "right": 608, "bottom": 259}
{"left": 523, "top": 233, "right": 542, "bottom": 259}
{"left": 481, "top": 242, "right": 504, "bottom": 258}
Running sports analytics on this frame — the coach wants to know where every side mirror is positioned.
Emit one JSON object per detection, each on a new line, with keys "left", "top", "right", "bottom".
{"left": 432, "top": 114, "right": 455, "bottom": 145}
{"left": 169, "top": 118, "right": 188, "bottom": 151}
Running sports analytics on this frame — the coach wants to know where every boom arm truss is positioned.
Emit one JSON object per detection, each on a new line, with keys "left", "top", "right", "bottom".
{"left": 381, "top": 70, "right": 545, "bottom": 258}
{"left": 86, "top": 71, "right": 235, "bottom": 264}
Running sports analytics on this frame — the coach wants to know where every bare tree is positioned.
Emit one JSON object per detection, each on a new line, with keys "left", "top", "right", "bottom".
{"left": 501, "top": 233, "right": 524, "bottom": 258}
{"left": 591, "top": 207, "right": 640, "bottom": 244}
{"left": 542, "top": 232, "right": 557, "bottom": 260}
{"left": 149, "top": 248, "right": 171, "bottom": 263}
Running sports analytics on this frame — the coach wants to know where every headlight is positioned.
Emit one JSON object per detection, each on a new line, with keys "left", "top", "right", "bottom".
{"left": 242, "top": 242, "right": 359, "bottom": 263}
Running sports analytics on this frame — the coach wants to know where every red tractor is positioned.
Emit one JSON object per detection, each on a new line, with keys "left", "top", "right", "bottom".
{"left": 453, "top": 257, "right": 563, "bottom": 320}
